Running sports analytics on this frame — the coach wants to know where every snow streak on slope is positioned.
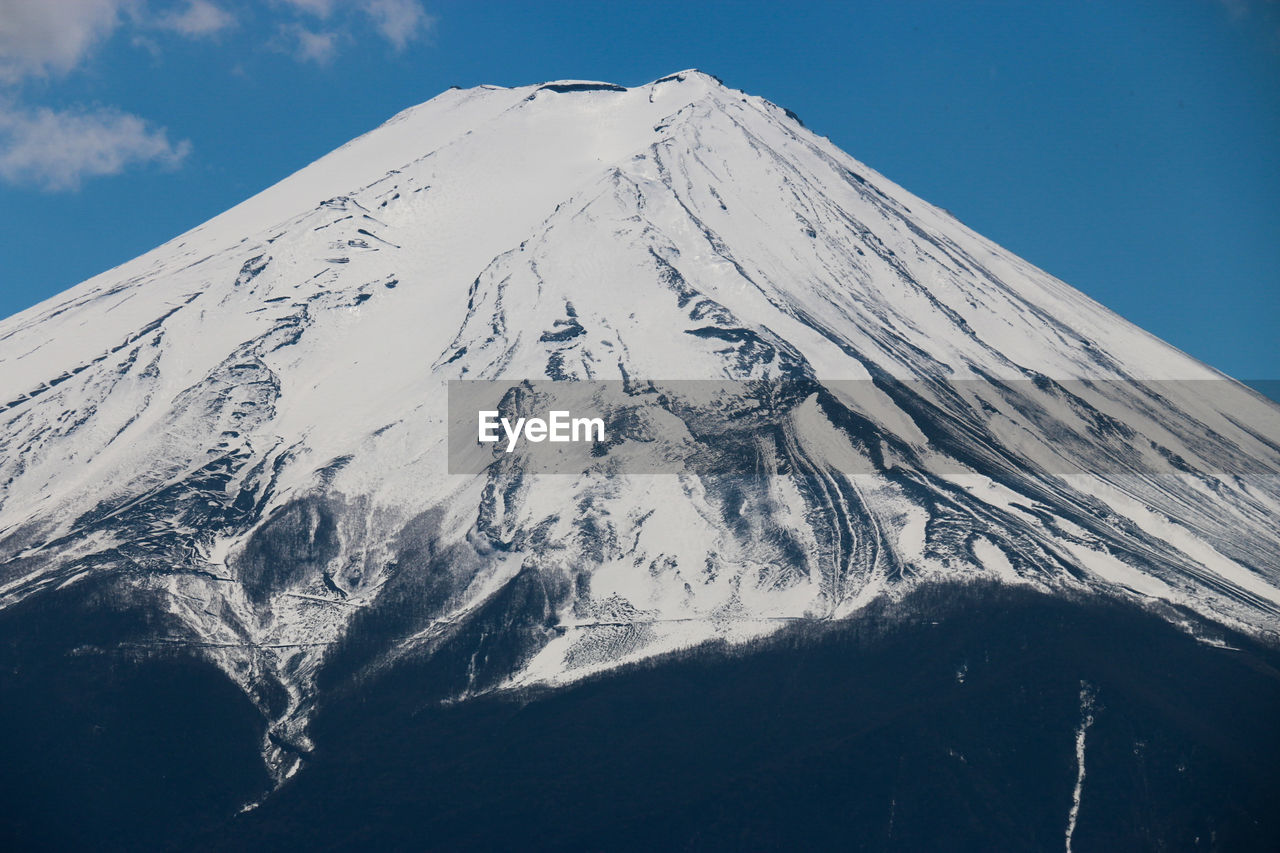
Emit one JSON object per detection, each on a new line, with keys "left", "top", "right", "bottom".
{"left": 1, "top": 71, "right": 1278, "bottom": 780}
{"left": 1065, "top": 681, "right": 1098, "bottom": 853}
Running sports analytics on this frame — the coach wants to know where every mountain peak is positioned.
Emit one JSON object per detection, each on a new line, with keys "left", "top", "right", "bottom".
{"left": 652, "top": 68, "right": 727, "bottom": 85}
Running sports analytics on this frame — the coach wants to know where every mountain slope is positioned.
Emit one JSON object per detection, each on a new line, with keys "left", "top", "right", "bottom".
{"left": 1, "top": 70, "right": 1278, "bottom": 789}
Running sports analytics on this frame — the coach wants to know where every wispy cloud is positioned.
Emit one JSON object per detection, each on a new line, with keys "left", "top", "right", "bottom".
{"left": 0, "top": 1, "right": 195, "bottom": 190}
{"left": 0, "top": 0, "right": 237, "bottom": 82}
{"left": 0, "top": 0, "right": 128, "bottom": 81}
{"left": 0, "top": 102, "right": 189, "bottom": 190}
{"left": 275, "top": 0, "right": 433, "bottom": 55}
{"left": 363, "top": 0, "right": 433, "bottom": 52}
{"left": 155, "top": 0, "right": 236, "bottom": 38}
{"left": 282, "top": 24, "right": 340, "bottom": 65}
{"left": 0, "top": 0, "right": 437, "bottom": 189}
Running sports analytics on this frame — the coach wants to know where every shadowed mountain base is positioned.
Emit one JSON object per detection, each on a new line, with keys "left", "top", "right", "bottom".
{"left": 7, "top": 582, "right": 1273, "bottom": 851}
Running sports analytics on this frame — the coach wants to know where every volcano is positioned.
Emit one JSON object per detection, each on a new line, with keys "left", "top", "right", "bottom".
{"left": 1, "top": 71, "right": 1278, "bottom": 850}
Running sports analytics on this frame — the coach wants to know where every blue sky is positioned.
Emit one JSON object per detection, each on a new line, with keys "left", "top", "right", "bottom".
{"left": 0, "top": 0, "right": 1277, "bottom": 381}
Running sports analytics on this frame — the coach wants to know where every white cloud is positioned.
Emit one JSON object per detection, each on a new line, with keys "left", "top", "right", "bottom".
{"left": 275, "top": 0, "right": 432, "bottom": 53}
{"left": 0, "top": 0, "right": 129, "bottom": 80}
{"left": 0, "top": 103, "right": 189, "bottom": 190}
{"left": 362, "top": 0, "right": 432, "bottom": 51}
{"left": 0, "top": 0, "right": 436, "bottom": 78}
{"left": 284, "top": 24, "right": 339, "bottom": 64}
{"left": 131, "top": 33, "right": 162, "bottom": 58}
{"left": 156, "top": 0, "right": 235, "bottom": 38}
{"left": 0, "top": 0, "right": 439, "bottom": 190}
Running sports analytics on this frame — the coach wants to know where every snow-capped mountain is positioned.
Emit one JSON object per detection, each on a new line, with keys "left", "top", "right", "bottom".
{"left": 1, "top": 70, "right": 1278, "bottom": 789}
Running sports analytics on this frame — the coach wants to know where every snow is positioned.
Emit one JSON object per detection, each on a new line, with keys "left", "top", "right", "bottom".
{"left": 1065, "top": 682, "right": 1097, "bottom": 853}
